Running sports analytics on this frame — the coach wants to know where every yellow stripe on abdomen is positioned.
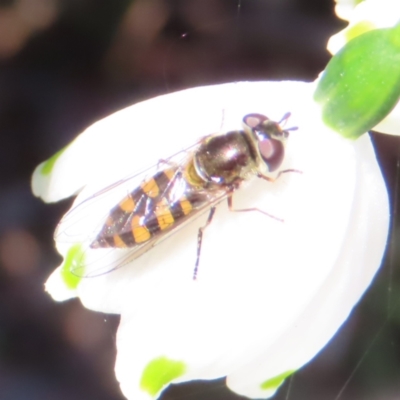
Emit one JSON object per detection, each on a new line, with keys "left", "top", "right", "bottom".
{"left": 179, "top": 198, "right": 193, "bottom": 215}
{"left": 141, "top": 178, "right": 159, "bottom": 198}
{"left": 164, "top": 168, "right": 175, "bottom": 180}
{"left": 119, "top": 195, "right": 135, "bottom": 212}
{"left": 155, "top": 208, "right": 175, "bottom": 230}
{"left": 131, "top": 215, "right": 151, "bottom": 243}
{"left": 113, "top": 235, "right": 127, "bottom": 248}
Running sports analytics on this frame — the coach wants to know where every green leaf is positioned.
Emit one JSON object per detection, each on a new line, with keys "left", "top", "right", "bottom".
{"left": 314, "top": 25, "right": 400, "bottom": 139}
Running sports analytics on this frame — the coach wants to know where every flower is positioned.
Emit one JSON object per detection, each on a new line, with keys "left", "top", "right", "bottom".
{"left": 333, "top": 0, "right": 359, "bottom": 21}
{"left": 32, "top": 81, "right": 389, "bottom": 399}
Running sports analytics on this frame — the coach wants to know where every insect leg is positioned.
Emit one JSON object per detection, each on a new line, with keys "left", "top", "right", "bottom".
{"left": 257, "top": 168, "right": 302, "bottom": 182}
{"left": 157, "top": 159, "right": 178, "bottom": 168}
{"left": 227, "top": 194, "right": 283, "bottom": 222}
{"left": 193, "top": 206, "right": 217, "bottom": 280}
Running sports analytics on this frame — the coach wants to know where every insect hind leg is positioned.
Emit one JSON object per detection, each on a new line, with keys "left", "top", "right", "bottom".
{"left": 193, "top": 206, "right": 216, "bottom": 280}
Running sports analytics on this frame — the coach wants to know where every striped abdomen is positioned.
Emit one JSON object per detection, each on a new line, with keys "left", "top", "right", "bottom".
{"left": 90, "top": 167, "right": 207, "bottom": 249}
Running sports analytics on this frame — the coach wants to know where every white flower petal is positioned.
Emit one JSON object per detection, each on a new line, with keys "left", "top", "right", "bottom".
{"left": 226, "top": 134, "right": 388, "bottom": 399}
{"left": 45, "top": 266, "right": 78, "bottom": 301}
{"left": 373, "top": 101, "right": 400, "bottom": 135}
{"left": 114, "top": 128, "right": 388, "bottom": 399}
{"left": 40, "top": 81, "right": 389, "bottom": 399}
{"left": 334, "top": 0, "right": 358, "bottom": 21}
{"left": 48, "top": 81, "right": 317, "bottom": 312}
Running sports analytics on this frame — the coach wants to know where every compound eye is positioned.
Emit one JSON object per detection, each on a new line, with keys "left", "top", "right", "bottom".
{"left": 243, "top": 113, "right": 269, "bottom": 130}
{"left": 258, "top": 137, "right": 274, "bottom": 160}
{"left": 259, "top": 139, "right": 284, "bottom": 172}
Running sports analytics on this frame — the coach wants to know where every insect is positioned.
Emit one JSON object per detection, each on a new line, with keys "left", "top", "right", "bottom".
{"left": 58, "top": 113, "right": 295, "bottom": 279}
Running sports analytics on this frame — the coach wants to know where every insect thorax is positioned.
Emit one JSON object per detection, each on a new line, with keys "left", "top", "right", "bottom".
{"left": 193, "top": 131, "right": 257, "bottom": 187}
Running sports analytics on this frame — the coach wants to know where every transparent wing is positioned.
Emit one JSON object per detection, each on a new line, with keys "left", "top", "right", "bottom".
{"left": 54, "top": 140, "right": 228, "bottom": 278}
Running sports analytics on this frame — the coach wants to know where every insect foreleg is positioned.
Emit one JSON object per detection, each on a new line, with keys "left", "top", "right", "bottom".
{"left": 257, "top": 168, "right": 301, "bottom": 183}
{"left": 227, "top": 194, "right": 283, "bottom": 222}
{"left": 193, "top": 206, "right": 217, "bottom": 280}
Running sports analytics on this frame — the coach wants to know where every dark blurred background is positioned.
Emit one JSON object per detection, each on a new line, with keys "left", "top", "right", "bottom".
{"left": 0, "top": 0, "right": 399, "bottom": 399}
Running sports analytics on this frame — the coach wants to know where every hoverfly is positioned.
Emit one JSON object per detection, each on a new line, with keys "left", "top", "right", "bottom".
{"left": 57, "top": 113, "right": 295, "bottom": 279}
